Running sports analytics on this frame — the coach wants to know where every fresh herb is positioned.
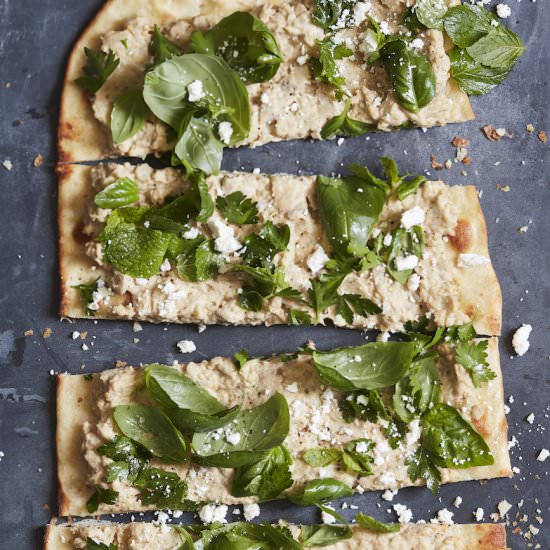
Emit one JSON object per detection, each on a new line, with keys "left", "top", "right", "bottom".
{"left": 72, "top": 279, "right": 99, "bottom": 316}
{"left": 133, "top": 467, "right": 189, "bottom": 508}
{"left": 76, "top": 48, "right": 120, "bottom": 93}
{"left": 385, "top": 419, "right": 407, "bottom": 449}
{"left": 175, "top": 238, "right": 224, "bottom": 282}
{"left": 444, "top": 5, "right": 499, "bottom": 48}
{"left": 455, "top": 339, "right": 496, "bottom": 387}
{"left": 355, "top": 513, "right": 400, "bottom": 533}
{"left": 190, "top": 12, "right": 283, "bottom": 84}
{"left": 312, "top": 0, "right": 357, "bottom": 32}
{"left": 406, "top": 446, "right": 442, "bottom": 494}
{"left": 94, "top": 177, "right": 139, "bottom": 209}
{"left": 149, "top": 25, "right": 183, "bottom": 67}
{"left": 311, "top": 38, "right": 352, "bottom": 100}
{"left": 216, "top": 191, "right": 259, "bottom": 224}
{"left": 300, "top": 524, "right": 353, "bottom": 546}
{"left": 232, "top": 445, "right": 293, "bottom": 500}
{"left": 410, "top": 0, "right": 448, "bottom": 31}
{"left": 98, "top": 435, "right": 151, "bottom": 483}
{"left": 86, "top": 538, "right": 118, "bottom": 550}
{"left": 307, "top": 269, "right": 348, "bottom": 321}
{"left": 335, "top": 293, "right": 381, "bottom": 324}
{"left": 289, "top": 309, "right": 313, "bottom": 326}
{"left": 381, "top": 226, "right": 424, "bottom": 284}
{"left": 466, "top": 26, "right": 524, "bottom": 68}
{"left": 86, "top": 485, "right": 119, "bottom": 513}
{"left": 321, "top": 98, "right": 377, "bottom": 139}
{"left": 241, "top": 221, "right": 290, "bottom": 268}
{"left": 110, "top": 90, "right": 150, "bottom": 144}
{"left": 338, "top": 389, "right": 388, "bottom": 423}
{"left": 287, "top": 478, "right": 353, "bottom": 506}
{"left": 303, "top": 448, "right": 342, "bottom": 467}
{"left": 379, "top": 39, "right": 436, "bottom": 113}
{"left": 83, "top": 373, "right": 94, "bottom": 380}
{"left": 341, "top": 439, "right": 374, "bottom": 476}
{"left": 233, "top": 349, "right": 249, "bottom": 370}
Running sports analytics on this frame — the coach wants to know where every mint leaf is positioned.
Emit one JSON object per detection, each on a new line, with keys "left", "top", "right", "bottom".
{"left": 86, "top": 485, "right": 118, "bottom": 513}
{"left": 133, "top": 467, "right": 189, "bottom": 508}
{"left": 312, "top": 0, "right": 357, "bottom": 32}
{"left": 76, "top": 47, "right": 119, "bottom": 93}
{"left": 216, "top": 191, "right": 259, "bottom": 224}
{"left": 94, "top": 178, "right": 139, "bottom": 209}
{"left": 110, "top": 90, "right": 149, "bottom": 144}
{"left": 287, "top": 478, "right": 353, "bottom": 506}
{"left": 444, "top": 5, "right": 497, "bottom": 48}
{"left": 466, "top": 26, "right": 525, "bottom": 68}
{"left": 406, "top": 446, "right": 442, "bottom": 494}
{"left": 413, "top": 0, "right": 448, "bottom": 30}
{"left": 355, "top": 513, "right": 400, "bottom": 533}
{"left": 303, "top": 447, "right": 342, "bottom": 467}
{"left": 455, "top": 339, "right": 496, "bottom": 387}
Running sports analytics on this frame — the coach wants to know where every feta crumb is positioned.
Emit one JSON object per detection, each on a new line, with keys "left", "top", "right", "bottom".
{"left": 383, "top": 233, "right": 393, "bottom": 246}
{"left": 474, "top": 507, "right": 485, "bottom": 521}
{"left": 458, "top": 253, "right": 490, "bottom": 268}
{"left": 453, "top": 496, "right": 462, "bottom": 508}
{"left": 497, "top": 499, "right": 512, "bottom": 517}
{"left": 393, "top": 503, "right": 413, "bottom": 524}
{"left": 71, "top": 331, "right": 80, "bottom": 340}
{"left": 407, "top": 273, "right": 421, "bottom": 291}
{"left": 296, "top": 54, "right": 309, "bottom": 65}
{"left": 395, "top": 254, "right": 419, "bottom": 271}
{"left": 496, "top": 3, "right": 511, "bottom": 18}
{"left": 525, "top": 413, "right": 535, "bottom": 424}
{"left": 382, "top": 489, "right": 397, "bottom": 501}
{"left": 187, "top": 80, "right": 205, "bottom": 102}
{"left": 353, "top": 2, "right": 370, "bottom": 25}
{"left": 436, "top": 508, "right": 454, "bottom": 525}
{"left": 177, "top": 340, "right": 196, "bottom": 354}
{"left": 512, "top": 324, "right": 532, "bottom": 356}
{"left": 2, "top": 160, "right": 13, "bottom": 171}
{"left": 208, "top": 219, "right": 241, "bottom": 255}
{"left": 411, "top": 38, "right": 424, "bottom": 49}
{"left": 401, "top": 206, "right": 425, "bottom": 229}
{"left": 225, "top": 430, "right": 241, "bottom": 445}
{"left": 536, "top": 448, "right": 550, "bottom": 462}
{"left": 321, "top": 506, "right": 336, "bottom": 524}
{"left": 243, "top": 503, "right": 260, "bottom": 521}
{"left": 183, "top": 227, "right": 200, "bottom": 240}
{"left": 285, "top": 382, "right": 299, "bottom": 393}
{"left": 199, "top": 504, "right": 228, "bottom": 524}
{"left": 307, "top": 245, "right": 330, "bottom": 275}
{"left": 377, "top": 331, "right": 390, "bottom": 343}
{"left": 218, "top": 121, "right": 234, "bottom": 145}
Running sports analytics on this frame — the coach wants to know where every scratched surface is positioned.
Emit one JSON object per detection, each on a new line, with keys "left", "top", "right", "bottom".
{"left": 0, "top": 0, "right": 549, "bottom": 548}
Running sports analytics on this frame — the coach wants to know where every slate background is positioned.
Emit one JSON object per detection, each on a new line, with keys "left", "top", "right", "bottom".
{"left": 0, "top": 0, "right": 548, "bottom": 548}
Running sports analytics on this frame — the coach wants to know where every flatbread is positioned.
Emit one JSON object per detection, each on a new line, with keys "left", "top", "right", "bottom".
{"left": 59, "top": 163, "right": 502, "bottom": 335}
{"left": 44, "top": 521, "right": 508, "bottom": 549}
{"left": 56, "top": 339, "right": 510, "bottom": 516}
{"left": 58, "top": 0, "right": 474, "bottom": 163}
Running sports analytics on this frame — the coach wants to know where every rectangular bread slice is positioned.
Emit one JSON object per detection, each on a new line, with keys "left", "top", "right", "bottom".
{"left": 58, "top": 163, "right": 502, "bottom": 335}
{"left": 56, "top": 339, "right": 510, "bottom": 516}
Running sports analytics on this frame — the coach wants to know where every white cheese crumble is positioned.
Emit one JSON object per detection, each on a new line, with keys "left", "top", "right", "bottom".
{"left": 208, "top": 219, "right": 241, "bottom": 255}
{"left": 383, "top": 233, "right": 393, "bottom": 246}
{"left": 199, "top": 504, "right": 228, "bottom": 524}
{"left": 296, "top": 54, "right": 309, "bottom": 65}
{"left": 176, "top": 339, "right": 196, "bottom": 354}
{"left": 411, "top": 38, "right": 424, "bottom": 49}
{"left": 407, "top": 273, "right": 421, "bottom": 291}
{"left": 382, "top": 489, "right": 397, "bottom": 501}
{"left": 393, "top": 503, "right": 413, "bottom": 524}
{"left": 497, "top": 499, "right": 512, "bottom": 518}
{"left": 218, "top": 121, "right": 234, "bottom": 145}
{"left": 187, "top": 80, "right": 205, "bottom": 102}
{"left": 2, "top": 160, "right": 13, "bottom": 171}
{"left": 496, "top": 3, "right": 511, "bottom": 18}
{"left": 453, "top": 496, "right": 462, "bottom": 508}
{"left": 182, "top": 227, "right": 200, "bottom": 240}
{"left": 457, "top": 253, "right": 490, "bottom": 268}
{"left": 436, "top": 508, "right": 454, "bottom": 525}
{"left": 321, "top": 505, "right": 337, "bottom": 524}
{"left": 225, "top": 429, "right": 241, "bottom": 446}
{"left": 512, "top": 324, "right": 532, "bottom": 356}
{"left": 285, "top": 382, "right": 299, "bottom": 393}
{"left": 401, "top": 206, "right": 425, "bottom": 229}
{"left": 243, "top": 503, "right": 261, "bottom": 521}
{"left": 359, "top": 29, "right": 379, "bottom": 55}
{"left": 377, "top": 331, "right": 390, "bottom": 343}
{"left": 306, "top": 245, "right": 330, "bottom": 275}
{"left": 71, "top": 331, "right": 80, "bottom": 340}
{"left": 537, "top": 448, "right": 550, "bottom": 462}
{"left": 353, "top": 2, "right": 370, "bottom": 25}
{"left": 395, "top": 254, "right": 419, "bottom": 271}
{"left": 474, "top": 507, "right": 485, "bottom": 521}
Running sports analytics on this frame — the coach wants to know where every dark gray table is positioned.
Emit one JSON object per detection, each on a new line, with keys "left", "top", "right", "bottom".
{"left": 0, "top": 1, "right": 548, "bottom": 548}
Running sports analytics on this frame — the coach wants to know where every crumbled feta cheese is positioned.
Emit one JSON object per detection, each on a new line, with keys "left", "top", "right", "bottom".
{"left": 355, "top": 440, "right": 370, "bottom": 453}
{"left": 496, "top": 3, "right": 511, "bottom": 18}
{"left": 306, "top": 245, "right": 330, "bottom": 274}
{"left": 377, "top": 331, "right": 390, "bottom": 343}
{"left": 296, "top": 54, "right": 309, "bottom": 65}
{"left": 243, "top": 503, "right": 261, "bottom": 521}
{"left": 525, "top": 413, "right": 535, "bottom": 424}
{"left": 2, "top": 160, "right": 13, "bottom": 171}
{"left": 458, "top": 254, "right": 490, "bottom": 268}
{"left": 353, "top": 2, "right": 370, "bottom": 25}
{"left": 359, "top": 28, "right": 379, "bottom": 55}
{"left": 218, "top": 121, "right": 234, "bottom": 145}
{"left": 382, "top": 489, "right": 397, "bottom": 501}
{"left": 512, "top": 324, "right": 532, "bottom": 356}
{"left": 453, "top": 496, "right": 462, "bottom": 508}
{"left": 411, "top": 38, "right": 424, "bottom": 49}
{"left": 199, "top": 504, "right": 228, "bottom": 524}
{"left": 436, "top": 508, "right": 454, "bottom": 525}
{"left": 208, "top": 219, "right": 241, "bottom": 255}
{"left": 395, "top": 254, "right": 419, "bottom": 271}
{"left": 261, "top": 92, "right": 269, "bottom": 104}
{"left": 321, "top": 506, "right": 337, "bottom": 524}
{"left": 71, "top": 331, "right": 80, "bottom": 340}
{"left": 393, "top": 503, "right": 413, "bottom": 524}
{"left": 401, "top": 206, "right": 425, "bottom": 229}
{"left": 474, "top": 507, "right": 484, "bottom": 521}
{"left": 177, "top": 340, "right": 196, "bottom": 354}
{"left": 383, "top": 233, "right": 393, "bottom": 246}
{"left": 497, "top": 500, "right": 512, "bottom": 517}
{"left": 187, "top": 80, "right": 205, "bottom": 102}
{"left": 537, "top": 448, "right": 550, "bottom": 462}
{"left": 407, "top": 273, "right": 421, "bottom": 291}
{"left": 379, "top": 21, "right": 390, "bottom": 35}
{"left": 285, "top": 382, "right": 299, "bottom": 393}
{"left": 183, "top": 227, "right": 200, "bottom": 240}
{"left": 225, "top": 430, "right": 241, "bottom": 446}
{"left": 160, "top": 259, "right": 171, "bottom": 272}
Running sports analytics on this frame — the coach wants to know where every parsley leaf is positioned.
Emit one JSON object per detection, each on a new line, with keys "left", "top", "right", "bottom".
{"left": 241, "top": 221, "right": 290, "bottom": 268}
{"left": 233, "top": 348, "right": 249, "bottom": 370}
{"left": 335, "top": 293, "right": 381, "bottom": 324}
{"left": 86, "top": 485, "right": 119, "bottom": 513}
{"left": 455, "top": 339, "right": 496, "bottom": 387}
{"left": 72, "top": 279, "right": 99, "bottom": 316}
{"left": 175, "top": 239, "right": 224, "bottom": 282}
{"left": 133, "top": 467, "right": 189, "bottom": 508}
{"left": 406, "top": 446, "right": 442, "bottom": 495}
{"left": 216, "top": 191, "right": 259, "bottom": 224}
{"left": 98, "top": 435, "right": 151, "bottom": 484}
{"left": 149, "top": 25, "right": 183, "bottom": 68}
{"left": 311, "top": 38, "right": 353, "bottom": 100}
{"left": 76, "top": 48, "right": 120, "bottom": 94}
{"left": 338, "top": 389, "right": 388, "bottom": 423}
{"left": 355, "top": 512, "right": 401, "bottom": 533}
{"left": 289, "top": 308, "right": 313, "bottom": 326}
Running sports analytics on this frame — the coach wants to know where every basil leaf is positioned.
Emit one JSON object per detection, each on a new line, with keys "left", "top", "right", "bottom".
{"left": 174, "top": 116, "right": 224, "bottom": 175}
{"left": 110, "top": 90, "right": 149, "bottom": 144}
{"left": 316, "top": 175, "right": 386, "bottom": 258}
{"left": 113, "top": 405, "right": 187, "bottom": 463}
{"left": 87, "top": 537, "right": 117, "bottom": 550}
{"left": 421, "top": 404, "right": 494, "bottom": 468}
{"left": 312, "top": 0, "right": 356, "bottom": 32}
{"left": 94, "top": 177, "right": 139, "bottom": 209}
{"left": 86, "top": 485, "right": 118, "bottom": 513}
{"left": 176, "top": 239, "right": 224, "bottom": 282}
{"left": 384, "top": 226, "right": 424, "bottom": 284}
{"left": 149, "top": 25, "right": 183, "bottom": 67}
{"left": 72, "top": 279, "right": 99, "bottom": 316}
{"left": 241, "top": 221, "right": 290, "bottom": 268}
{"left": 406, "top": 446, "right": 442, "bottom": 494}
{"left": 303, "top": 448, "right": 342, "bottom": 467}
{"left": 232, "top": 445, "right": 293, "bottom": 500}
{"left": 133, "top": 467, "right": 189, "bottom": 508}
{"left": 338, "top": 389, "right": 388, "bottom": 423}
{"left": 312, "top": 341, "right": 416, "bottom": 391}
{"left": 311, "top": 38, "right": 352, "bottom": 100}
{"left": 98, "top": 435, "right": 151, "bottom": 483}
{"left": 289, "top": 309, "right": 313, "bottom": 326}
{"left": 190, "top": 12, "right": 283, "bottom": 84}
{"left": 169, "top": 405, "right": 241, "bottom": 433}
{"left": 455, "top": 340, "right": 496, "bottom": 388}
{"left": 321, "top": 98, "right": 377, "bottom": 139}
{"left": 380, "top": 39, "right": 436, "bottom": 113}
{"left": 355, "top": 513, "right": 400, "bottom": 533}
{"left": 300, "top": 524, "right": 353, "bottom": 546}
{"left": 216, "top": 191, "right": 259, "bottom": 224}
{"left": 413, "top": 0, "right": 447, "bottom": 31}
{"left": 76, "top": 47, "right": 119, "bottom": 94}
{"left": 192, "top": 393, "right": 290, "bottom": 467}
{"left": 143, "top": 53, "right": 250, "bottom": 144}
{"left": 466, "top": 26, "right": 525, "bottom": 69}
{"left": 233, "top": 349, "right": 249, "bottom": 370}
{"left": 287, "top": 478, "right": 353, "bottom": 506}
{"left": 341, "top": 439, "right": 374, "bottom": 476}
{"left": 451, "top": 52, "right": 507, "bottom": 96}
{"left": 444, "top": 5, "right": 497, "bottom": 48}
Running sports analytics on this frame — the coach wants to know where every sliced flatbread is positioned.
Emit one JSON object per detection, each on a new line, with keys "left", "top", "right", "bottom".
{"left": 58, "top": 0, "right": 474, "bottom": 162}
{"left": 44, "top": 521, "right": 508, "bottom": 549}
{"left": 57, "top": 339, "right": 510, "bottom": 516}
{"left": 59, "top": 163, "right": 502, "bottom": 335}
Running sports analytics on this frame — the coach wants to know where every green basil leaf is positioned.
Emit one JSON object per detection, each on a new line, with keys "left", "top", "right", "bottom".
{"left": 232, "top": 445, "right": 293, "bottom": 500}
{"left": 406, "top": 445, "right": 442, "bottom": 494}
{"left": 466, "top": 26, "right": 525, "bottom": 68}
{"left": 110, "top": 90, "right": 149, "bottom": 144}
{"left": 233, "top": 348, "right": 249, "bottom": 370}
{"left": 76, "top": 47, "right": 120, "bottom": 94}
{"left": 355, "top": 513, "right": 400, "bottom": 533}
{"left": 241, "top": 221, "right": 290, "bottom": 268}
{"left": 98, "top": 435, "right": 151, "bottom": 483}
{"left": 149, "top": 25, "right": 183, "bottom": 68}
{"left": 133, "top": 467, "right": 189, "bottom": 508}
{"left": 338, "top": 389, "right": 388, "bottom": 423}
{"left": 176, "top": 239, "right": 224, "bottom": 282}
{"left": 113, "top": 404, "right": 187, "bottom": 463}
{"left": 168, "top": 405, "right": 241, "bottom": 433}
{"left": 72, "top": 278, "right": 99, "bottom": 316}
{"left": 143, "top": 53, "right": 250, "bottom": 144}
{"left": 289, "top": 309, "right": 313, "bottom": 326}
{"left": 421, "top": 404, "right": 494, "bottom": 469}
{"left": 216, "top": 191, "right": 259, "bottom": 224}
{"left": 87, "top": 537, "right": 118, "bottom": 550}
{"left": 192, "top": 393, "right": 290, "bottom": 467}
{"left": 341, "top": 438, "right": 374, "bottom": 476}
{"left": 443, "top": 5, "right": 497, "bottom": 48}
{"left": 384, "top": 226, "right": 424, "bottom": 284}
{"left": 312, "top": 341, "right": 416, "bottom": 391}
{"left": 455, "top": 340, "right": 496, "bottom": 388}
{"left": 300, "top": 524, "right": 353, "bottom": 546}
{"left": 311, "top": 38, "right": 352, "bottom": 100}
{"left": 312, "top": 0, "right": 357, "bottom": 32}
{"left": 413, "top": 0, "right": 447, "bottom": 31}
{"left": 287, "top": 478, "right": 353, "bottom": 506}
{"left": 316, "top": 175, "right": 386, "bottom": 258}
{"left": 174, "top": 116, "right": 224, "bottom": 175}
{"left": 303, "top": 447, "right": 342, "bottom": 467}
{"left": 94, "top": 177, "right": 139, "bottom": 209}
{"left": 321, "top": 98, "right": 377, "bottom": 139}
{"left": 86, "top": 485, "right": 119, "bottom": 514}
{"left": 190, "top": 12, "right": 283, "bottom": 84}
{"left": 450, "top": 48, "right": 509, "bottom": 95}
{"left": 380, "top": 39, "right": 436, "bottom": 113}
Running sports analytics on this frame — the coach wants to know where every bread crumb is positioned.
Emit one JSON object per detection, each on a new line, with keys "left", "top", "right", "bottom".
{"left": 42, "top": 327, "right": 52, "bottom": 339}
{"left": 33, "top": 154, "right": 43, "bottom": 167}
{"left": 482, "top": 125, "right": 502, "bottom": 141}
{"left": 431, "top": 155, "right": 443, "bottom": 170}
{"left": 496, "top": 184, "right": 510, "bottom": 192}
{"left": 526, "top": 124, "right": 535, "bottom": 133}
{"left": 451, "top": 136, "right": 469, "bottom": 148}
{"left": 24, "top": 329, "right": 34, "bottom": 336}
{"left": 537, "top": 130, "right": 547, "bottom": 143}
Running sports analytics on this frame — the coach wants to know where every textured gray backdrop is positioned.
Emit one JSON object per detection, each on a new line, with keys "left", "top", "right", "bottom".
{"left": 0, "top": 0, "right": 548, "bottom": 548}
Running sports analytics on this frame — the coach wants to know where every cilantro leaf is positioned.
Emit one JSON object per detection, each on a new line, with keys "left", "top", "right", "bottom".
{"left": 406, "top": 446, "right": 442, "bottom": 495}
{"left": 216, "top": 191, "right": 259, "bottom": 224}
{"left": 149, "top": 25, "right": 183, "bottom": 68}
{"left": 72, "top": 279, "right": 99, "bottom": 316}
{"left": 455, "top": 339, "right": 496, "bottom": 388}
{"left": 133, "top": 467, "right": 189, "bottom": 508}
{"left": 338, "top": 389, "right": 388, "bottom": 423}
{"left": 86, "top": 485, "right": 119, "bottom": 513}
{"left": 355, "top": 512, "right": 401, "bottom": 533}
{"left": 76, "top": 48, "right": 120, "bottom": 94}
{"left": 311, "top": 38, "right": 352, "bottom": 100}
{"left": 233, "top": 349, "right": 249, "bottom": 370}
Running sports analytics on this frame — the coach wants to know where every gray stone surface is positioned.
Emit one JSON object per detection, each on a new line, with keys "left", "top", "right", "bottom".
{"left": 0, "top": 0, "right": 548, "bottom": 548}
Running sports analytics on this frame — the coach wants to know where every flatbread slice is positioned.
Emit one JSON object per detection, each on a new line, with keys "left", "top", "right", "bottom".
{"left": 44, "top": 521, "right": 508, "bottom": 549}
{"left": 58, "top": 0, "right": 474, "bottom": 163}
{"left": 56, "top": 339, "right": 510, "bottom": 516}
{"left": 59, "top": 163, "right": 502, "bottom": 335}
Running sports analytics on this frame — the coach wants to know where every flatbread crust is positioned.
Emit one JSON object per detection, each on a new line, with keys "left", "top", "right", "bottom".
{"left": 58, "top": 0, "right": 474, "bottom": 163}
{"left": 58, "top": 163, "right": 502, "bottom": 335}
{"left": 56, "top": 339, "right": 510, "bottom": 517}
